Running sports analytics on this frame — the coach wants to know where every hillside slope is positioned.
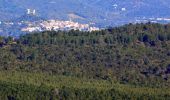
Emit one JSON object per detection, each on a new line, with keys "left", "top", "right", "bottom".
{"left": 0, "top": 23, "right": 170, "bottom": 99}
{"left": 0, "top": 23, "right": 170, "bottom": 87}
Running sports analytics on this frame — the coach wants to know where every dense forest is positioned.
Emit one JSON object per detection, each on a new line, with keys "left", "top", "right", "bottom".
{"left": 0, "top": 23, "right": 170, "bottom": 99}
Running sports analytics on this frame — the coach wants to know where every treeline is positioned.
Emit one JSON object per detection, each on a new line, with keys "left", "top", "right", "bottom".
{"left": 0, "top": 82, "right": 170, "bottom": 100}
{"left": 0, "top": 72, "right": 169, "bottom": 100}
{"left": 0, "top": 23, "right": 170, "bottom": 88}
{"left": 0, "top": 81, "right": 164, "bottom": 100}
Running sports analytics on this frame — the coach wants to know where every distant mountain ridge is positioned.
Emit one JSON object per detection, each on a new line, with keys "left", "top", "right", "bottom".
{"left": 1, "top": 0, "right": 170, "bottom": 26}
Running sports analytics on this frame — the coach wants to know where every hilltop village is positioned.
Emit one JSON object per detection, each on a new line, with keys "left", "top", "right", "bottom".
{"left": 21, "top": 20, "right": 99, "bottom": 32}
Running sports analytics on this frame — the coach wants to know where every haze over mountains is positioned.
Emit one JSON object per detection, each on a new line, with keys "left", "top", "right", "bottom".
{"left": 1, "top": 0, "right": 170, "bottom": 37}
{"left": 1, "top": 0, "right": 170, "bottom": 26}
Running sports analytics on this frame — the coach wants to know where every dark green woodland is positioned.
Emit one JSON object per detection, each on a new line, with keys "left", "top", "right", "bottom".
{"left": 0, "top": 23, "right": 170, "bottom": 99}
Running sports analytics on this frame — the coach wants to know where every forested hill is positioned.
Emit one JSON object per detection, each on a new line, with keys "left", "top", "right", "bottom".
{"left": 0, "top": 22, "right": 170, "bottom": 87}
{"left": 0, "top": 23, "right": 169, "bottom": 86}
{"left": 0, "top": 23, "right": 170, "bottom": 99}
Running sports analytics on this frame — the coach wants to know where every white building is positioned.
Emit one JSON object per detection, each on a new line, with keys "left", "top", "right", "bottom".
{"left": 27, "top": 9, "right": 36, "bottom": 15}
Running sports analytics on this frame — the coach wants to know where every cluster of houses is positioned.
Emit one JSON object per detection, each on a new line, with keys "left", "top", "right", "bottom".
{"left": 21, "top": 20, "right": 99, "bottom": 32}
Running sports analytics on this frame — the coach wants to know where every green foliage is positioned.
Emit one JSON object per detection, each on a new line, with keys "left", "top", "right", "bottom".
{"left": 0, "top": 23, "right": 170, "bottom": 99}
{"left": 0, "top": 71, "right": 169, "bottom": 100}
